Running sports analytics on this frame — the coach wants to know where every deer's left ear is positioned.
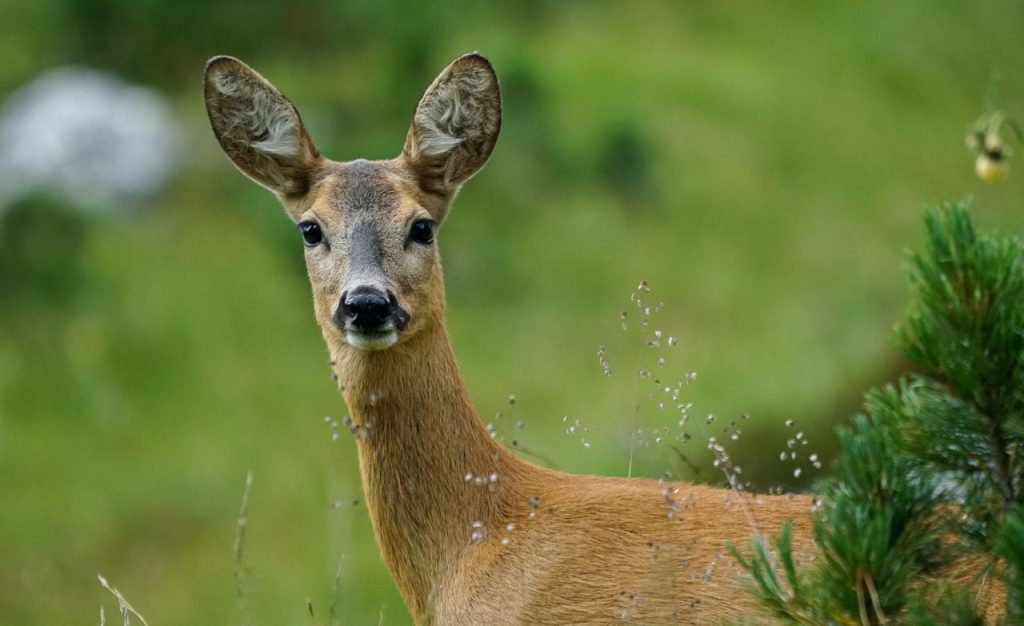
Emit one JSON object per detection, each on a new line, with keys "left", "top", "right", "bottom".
{"left": 402, "top": 53, "right": 501, "bottom": 196}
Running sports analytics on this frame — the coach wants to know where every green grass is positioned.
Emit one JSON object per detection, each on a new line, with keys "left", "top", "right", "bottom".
{"left": 1, "top": 2, "right": 1023, "bottom": 624}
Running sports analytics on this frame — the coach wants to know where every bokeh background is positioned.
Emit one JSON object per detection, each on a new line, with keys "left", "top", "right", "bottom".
{"left": 2, "top": 1, "right": 1023, "bottom": 624}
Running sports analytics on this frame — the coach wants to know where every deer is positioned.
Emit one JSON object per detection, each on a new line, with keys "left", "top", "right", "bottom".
{"left": 202, "top": 52, "right": 820, "bottom": 625}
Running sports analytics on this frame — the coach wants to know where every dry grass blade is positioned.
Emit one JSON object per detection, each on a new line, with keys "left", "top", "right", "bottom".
{"left": 97, "top": 574, "right": 149, "bottom": 626}
{"left": 234, "top": 470, "right": 255, "bottom": 626}
{"left": 234, "top": 470, "right": 254, "bottom": 583}
{"left": 328, "top": 554, "right": 345, "bottom": 626}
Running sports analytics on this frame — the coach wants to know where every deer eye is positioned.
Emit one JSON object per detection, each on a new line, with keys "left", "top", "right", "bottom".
{"left": 409, "top": 218, "right": 435, "bottom": 245}
{"left": 298, "top": 221, "right": 323, "bottom": 247}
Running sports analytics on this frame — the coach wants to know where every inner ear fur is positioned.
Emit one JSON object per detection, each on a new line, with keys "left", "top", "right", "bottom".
{"left": 402, "top": 53, "right": 502, "bottom": 195}
{"left": 204, "top": 56, "right": 321, "bottom": 196}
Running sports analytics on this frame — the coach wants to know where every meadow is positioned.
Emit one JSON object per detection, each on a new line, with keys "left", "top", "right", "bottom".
{"left": 1, "top": 2, "right": 1023, "bottom": 624}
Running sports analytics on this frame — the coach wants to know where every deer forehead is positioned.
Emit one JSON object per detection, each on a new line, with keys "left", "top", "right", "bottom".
{"left": 310, "top": 160, "right": 430, "bottom": 228}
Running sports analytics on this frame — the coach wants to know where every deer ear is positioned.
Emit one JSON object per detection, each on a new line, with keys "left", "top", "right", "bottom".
{"left": 402, "top": 53, "right": 501, "bottom": 195}
{"left": 204, "top": 56, "right": 321, "bottom": 196}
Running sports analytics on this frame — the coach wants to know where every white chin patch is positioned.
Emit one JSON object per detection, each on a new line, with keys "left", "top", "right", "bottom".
{"left": 346, "top": 330, "right": 399, "bottom": 351}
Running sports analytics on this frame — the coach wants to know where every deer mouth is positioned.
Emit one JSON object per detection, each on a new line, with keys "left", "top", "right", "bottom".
{"left": 345, "top": 327, "right": 399, "bottom": 351}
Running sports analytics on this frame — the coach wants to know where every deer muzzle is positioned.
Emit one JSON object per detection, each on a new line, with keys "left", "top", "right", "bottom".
{"left": 333, "top": 287, "right": 409, "bottom": 351}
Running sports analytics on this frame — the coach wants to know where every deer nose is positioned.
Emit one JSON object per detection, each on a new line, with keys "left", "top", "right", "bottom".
{"left": 337, "top": 288, "right": 393, "bottom": 331}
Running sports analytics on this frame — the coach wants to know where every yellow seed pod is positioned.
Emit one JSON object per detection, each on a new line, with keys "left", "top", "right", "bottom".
{"left": 976, "top": 153, "right": 1010, "bottom": 183}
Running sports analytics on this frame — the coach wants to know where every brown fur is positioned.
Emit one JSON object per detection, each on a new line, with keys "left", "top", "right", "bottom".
{"left": 197, "top": 53, "right": 1011, "bottom": 624}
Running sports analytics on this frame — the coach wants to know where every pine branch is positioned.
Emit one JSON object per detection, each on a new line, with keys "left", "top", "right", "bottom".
{"left": 738, "top": 201, "right": 1024, "bottom": 623}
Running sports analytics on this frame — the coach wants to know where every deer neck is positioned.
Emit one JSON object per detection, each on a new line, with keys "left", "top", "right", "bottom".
{"left": 330, "top": 321, "right": 525, "bottom": 617}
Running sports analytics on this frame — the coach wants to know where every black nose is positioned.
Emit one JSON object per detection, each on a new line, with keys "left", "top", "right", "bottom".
{"left": 337, "top": 288, "right": 393, "bottom": 330}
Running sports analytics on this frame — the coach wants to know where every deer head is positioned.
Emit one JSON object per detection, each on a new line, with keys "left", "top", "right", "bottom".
{"left": 203, "top": 53, "right": 501, "bottom": 352}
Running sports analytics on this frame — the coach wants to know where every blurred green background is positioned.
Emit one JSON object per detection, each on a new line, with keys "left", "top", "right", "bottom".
{"left": 1, "top": 1, "right": 1023, "bottom": 624}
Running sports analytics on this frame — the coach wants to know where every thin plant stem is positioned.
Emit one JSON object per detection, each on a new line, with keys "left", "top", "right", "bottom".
{"left": 97, "top": 574, "right": 149, "bottom": 626}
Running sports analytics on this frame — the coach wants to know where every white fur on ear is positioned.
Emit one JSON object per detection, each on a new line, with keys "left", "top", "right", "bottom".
{"left": 248, "top": 99, "right": 301, "bottom": 157}
{"left": 210, "top": 72, "right": 240, "bottom": 96}
{"left": 415, "top": 85, "right": 469, "bottom": 158}
{"left": 210, "top": 69, "right": 301, "bottom": 158}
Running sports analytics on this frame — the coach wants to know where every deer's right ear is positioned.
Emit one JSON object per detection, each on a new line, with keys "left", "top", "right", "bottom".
{"left": 204, "top": 56, "right": 321, "bottom": 197}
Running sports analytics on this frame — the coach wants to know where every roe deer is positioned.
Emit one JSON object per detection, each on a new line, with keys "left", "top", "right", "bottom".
{"left": 203, "top": 52, "right": 817, "bottom": 625}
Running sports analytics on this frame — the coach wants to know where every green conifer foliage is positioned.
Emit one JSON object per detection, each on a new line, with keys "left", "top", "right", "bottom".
{"left": 735, "top": 202, "right": 1024, "bottom": 624}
